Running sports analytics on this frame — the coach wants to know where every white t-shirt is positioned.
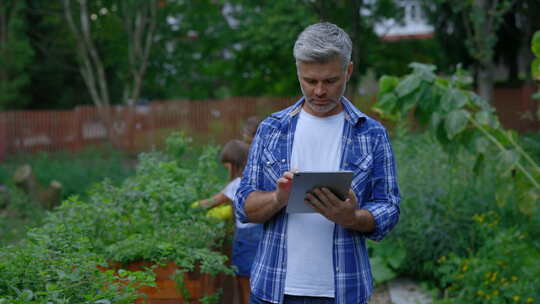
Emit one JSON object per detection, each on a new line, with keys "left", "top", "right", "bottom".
{"left": 284, "top": 109, "right": 344, "bottom": 297}
{"left": 223, "top": 177, "right": 257, "bottom": 229}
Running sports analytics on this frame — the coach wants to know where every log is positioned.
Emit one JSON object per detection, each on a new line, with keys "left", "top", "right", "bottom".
{"left": 38, "top": 180, "right": 63, "bottom": 210}
{"left": 13, "top": 164, "right": 39, "bottom": 198}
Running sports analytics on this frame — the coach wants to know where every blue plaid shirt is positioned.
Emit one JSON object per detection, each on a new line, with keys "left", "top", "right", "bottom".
{"left": 235, "top": 97, "right": 400, "bottom": 304}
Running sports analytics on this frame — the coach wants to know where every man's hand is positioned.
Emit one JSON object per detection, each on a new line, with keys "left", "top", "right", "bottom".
{"left": 305, "top": 188, "right": 359, "bottom": 228}
{"left": 273, "top": 171, "right": 295, "bottom": 207}
{"left": 245, "top": 170, "right": 297, "bottom": 223}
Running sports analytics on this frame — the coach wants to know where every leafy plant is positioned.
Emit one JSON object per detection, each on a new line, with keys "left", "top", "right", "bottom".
{"left": 434, "top": 213, "right": 540, "bottom": 303}
{"left": 374, "top": 63, "right": 540, "bottom": 217}
{"left": 532, "top": 30, "right": 540, "bottom": 102}
{"left": 0, "top": 133, "right": 233, "bottom": 301}
{"left": 368, "top": 239, "right": 406, "bottom": 284}
{"left": 386, "top": 133, "right": 500, "bottom": 280}
{"left": 0, "top": 186, "right": 46, "bottom": 246}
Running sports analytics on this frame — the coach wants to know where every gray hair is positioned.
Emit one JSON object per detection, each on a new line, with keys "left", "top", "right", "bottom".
{"left": 293, "top": 22, "right": 352, "bottom": 70}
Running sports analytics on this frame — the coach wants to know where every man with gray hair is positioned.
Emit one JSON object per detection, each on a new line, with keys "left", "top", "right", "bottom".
{"left": 235, "top": 22, "right": 400, "bottom": 304}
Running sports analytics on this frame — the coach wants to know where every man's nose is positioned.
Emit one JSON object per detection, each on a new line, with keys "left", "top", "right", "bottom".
{"left": 314, "top": 83, "right": 326, "bottom": 96}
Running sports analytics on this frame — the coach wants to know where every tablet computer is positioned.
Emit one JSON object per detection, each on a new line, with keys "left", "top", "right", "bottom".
{"left": 286, "top": 171, "right": 353, "bottom": 213}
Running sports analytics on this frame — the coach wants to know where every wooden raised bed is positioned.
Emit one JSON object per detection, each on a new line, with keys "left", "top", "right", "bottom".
{"left": 99, "top": 260, "right": 226, "bottom": 304}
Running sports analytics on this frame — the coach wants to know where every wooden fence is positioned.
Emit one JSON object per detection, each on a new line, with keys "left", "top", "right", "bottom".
{"left": 1, "top": 85, "right": 538, "bottom": 161}
{"left": 0, "top": 97, "right": 296, "bottom": 161}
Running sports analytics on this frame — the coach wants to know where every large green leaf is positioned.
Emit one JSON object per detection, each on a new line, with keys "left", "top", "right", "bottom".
{"left": 441, "top": 88, "right": 468, "bottom": 112}
{"left": 498, "top": 150, "right": 519, "bottom": 171}
{"left": 495, "top": 179, "right": 515, "bottom": 208}
{"left": 532, "top": 58, "right": 540, "bottom": 81}
{"left": 409, "top": 62, "right": 436, "bottom": 83}
{"left": 532, "top": 31, "right": 540, "bottom": 57}
{"left": 378, "top": 75, "right": 399, "bottom": 95}
{"left": 395, "top": 74, "right": 422, "bottom": 98}
{"left": 413, "top": 84, "right": 436, "bottom": 125}
{"left": 518, "top": 189, "right": 538, "bottom": 217}
{"left": 474, "top": 110, "right": 491, "bottom": 127}
{"left": 370, "top": 256, "right": 396, "bottom": 284}
{"left": 373, "top": 93, "right": 399, "bottom": 121}
{"left": 445, "top": 109, "right": 470, "bottom": 139}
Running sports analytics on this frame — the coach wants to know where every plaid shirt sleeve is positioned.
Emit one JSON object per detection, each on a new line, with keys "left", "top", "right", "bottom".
{"left": 235, "top": 123, "right": 266, "bottom": 224}
{"left": 362, "top": 128, "right": 400, "bottom": 241}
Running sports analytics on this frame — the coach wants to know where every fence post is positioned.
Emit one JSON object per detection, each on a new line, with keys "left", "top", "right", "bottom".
{"left": 71, "top": 107, "right": 83, "bottom": 152}
{"left": 0, "top": 113, "right": 7, "bottom": 162}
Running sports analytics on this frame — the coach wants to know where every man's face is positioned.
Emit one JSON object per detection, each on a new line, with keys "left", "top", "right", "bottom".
{"left": 297, "top": 58, "right": 353, "bottom": 117}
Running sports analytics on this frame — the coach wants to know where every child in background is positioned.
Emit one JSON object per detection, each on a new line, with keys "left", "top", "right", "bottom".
{"left": 241, "top": 116, "right": 262, "bottom": 145}
{"left": 198, "top": 139, "right": 249, "bottom": 210}
{"left": 198, "top": 138, "right": 262, "bottom": 304}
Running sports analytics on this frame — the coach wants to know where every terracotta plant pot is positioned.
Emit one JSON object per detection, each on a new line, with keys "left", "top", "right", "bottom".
{"left": 99, "top": 260, "right": 225, "bottom": 304}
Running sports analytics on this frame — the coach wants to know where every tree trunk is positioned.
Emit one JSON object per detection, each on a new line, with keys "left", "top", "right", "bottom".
{"left": 476, "top": 63, "right": 495, "bottom": 103}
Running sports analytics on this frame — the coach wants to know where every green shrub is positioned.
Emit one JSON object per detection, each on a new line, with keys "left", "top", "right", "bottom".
{"left": 0, "top": 187, "right": 46, "bottom": 246}
{"left": 0, "top": 236, "right": 152, "bottom": 303}
{"left": 434, "top": 214, "right": 540, "bottom": 303}
{"left": 0, "top": 132, "right": 233, "bottom": 301}
{"left": 385, "top": 133, "right": 499, "bottom": 279}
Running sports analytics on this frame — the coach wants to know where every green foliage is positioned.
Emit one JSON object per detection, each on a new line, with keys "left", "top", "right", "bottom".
{"left": 373, "top": 59, "right": 540, "bottom": 302}
{"left": 368, "top": 239, "right": 406, "bottom": 284}
{"left": 0, "top": 187, "right": 46, "bottom": 246}
{"left": 0, "top": 1, "right": 34, "bottom": 109}
{"left": 434, "top": 215, "right": 540, "bottom": 303}
{"left": 222, "top": 0, "right": 316, "bottom": 97}
{"left": 0, "top": 234, "right": 151, "bottom": 303}
{"left": 375, "top": 63, "right": 540, "bottom": 218}
{"left": 532, "top": 31, "right": 540, "bottom": 102}
{"left": 0, "top": 146, "right": 133, "bottom": 200}
{"left": 0, "top": 133, "right": 233, "bottom": 301}
{"left": 387, "top": 133, "right": 499, "bottom": 280}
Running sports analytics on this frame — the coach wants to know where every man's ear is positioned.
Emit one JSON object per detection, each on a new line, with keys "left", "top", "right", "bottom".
{"left": 347, "top": 62, "right": 353, "bottom": 81}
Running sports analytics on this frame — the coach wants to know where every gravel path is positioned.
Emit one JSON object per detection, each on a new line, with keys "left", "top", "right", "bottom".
{"left": 369, "top": 277, "right": 434, "bottom": 304}
{"left": 369, "top": 283, "right": 393, "bottom": 304}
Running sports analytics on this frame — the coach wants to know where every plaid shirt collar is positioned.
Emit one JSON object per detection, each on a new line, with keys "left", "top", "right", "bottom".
{"left": 271, "top": 96, "right": 368, "bottom": 128}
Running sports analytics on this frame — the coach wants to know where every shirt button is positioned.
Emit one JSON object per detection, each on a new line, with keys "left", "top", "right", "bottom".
{"left": 336, "top": 267, "right": 340, "bottom": 272}
{"left": 266, "top": 161, "right": 271, "bottom": 165}
{"left": 281, "top": 159, "right": 286, "bottom": 163}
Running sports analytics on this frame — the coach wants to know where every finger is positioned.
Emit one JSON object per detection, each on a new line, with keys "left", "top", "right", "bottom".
{"left": 311, "top": 188, "right": 333, "bottom": 208}
{"left": 346, "top": 189, "right": 358, "bottom": 206}
{"left": 277, "top": 177, "right": 292, "bottom": 189}
{"left": 304, "top": 194, "right": 325, "bottom": 214}
{"left": 320, "top": 187, "right": 341, "bottom": 207}
{"left": 283, "top": 171, "right": 296, "bottom": 180}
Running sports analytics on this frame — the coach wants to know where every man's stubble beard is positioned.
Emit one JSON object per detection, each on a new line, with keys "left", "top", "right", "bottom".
{"left": 300, "top": 83, "right": 347, "bottom": 115}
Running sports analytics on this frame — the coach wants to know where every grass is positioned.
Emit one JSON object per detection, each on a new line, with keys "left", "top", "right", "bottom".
{"left": 0, "top": 145, "right": 135, "bottom": 246}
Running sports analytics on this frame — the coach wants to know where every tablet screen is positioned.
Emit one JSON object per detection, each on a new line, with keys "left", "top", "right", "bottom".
{"left": 286, "top": 171, "right": 353, "bottom": 213}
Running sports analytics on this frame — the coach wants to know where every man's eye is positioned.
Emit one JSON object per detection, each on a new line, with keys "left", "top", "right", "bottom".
{"left": 326, "top": 78, "right": 338, "bottom": 84}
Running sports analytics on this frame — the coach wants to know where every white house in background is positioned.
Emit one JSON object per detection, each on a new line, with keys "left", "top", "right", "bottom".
{"left": 371, "top": 1, "right": 434, "bottom": 41}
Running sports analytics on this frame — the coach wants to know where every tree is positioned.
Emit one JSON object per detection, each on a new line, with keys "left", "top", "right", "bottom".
{"left": 0, "top": 1, "right": 33, "bottom": 109}
{"left": 224, "top": 0, "right": 316, "bottom": 97}
{"left": 421, "top": 0, "right": 516, "bottom": 102}
{"left": 143, "top": 0, "right": 236, "bottom": 99}
{"left": 62, "top": 0, "right": 158, "bottom": 107}
{"left": 495, "top": 0, "right": 540, "bottom": 84}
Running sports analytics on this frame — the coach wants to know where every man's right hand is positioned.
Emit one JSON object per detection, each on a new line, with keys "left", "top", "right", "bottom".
{"left": 273, "top": 171, "right": 295, "bottom": 207}
{"left": 245, "top": 170, "right": 297, "bottom": 223}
